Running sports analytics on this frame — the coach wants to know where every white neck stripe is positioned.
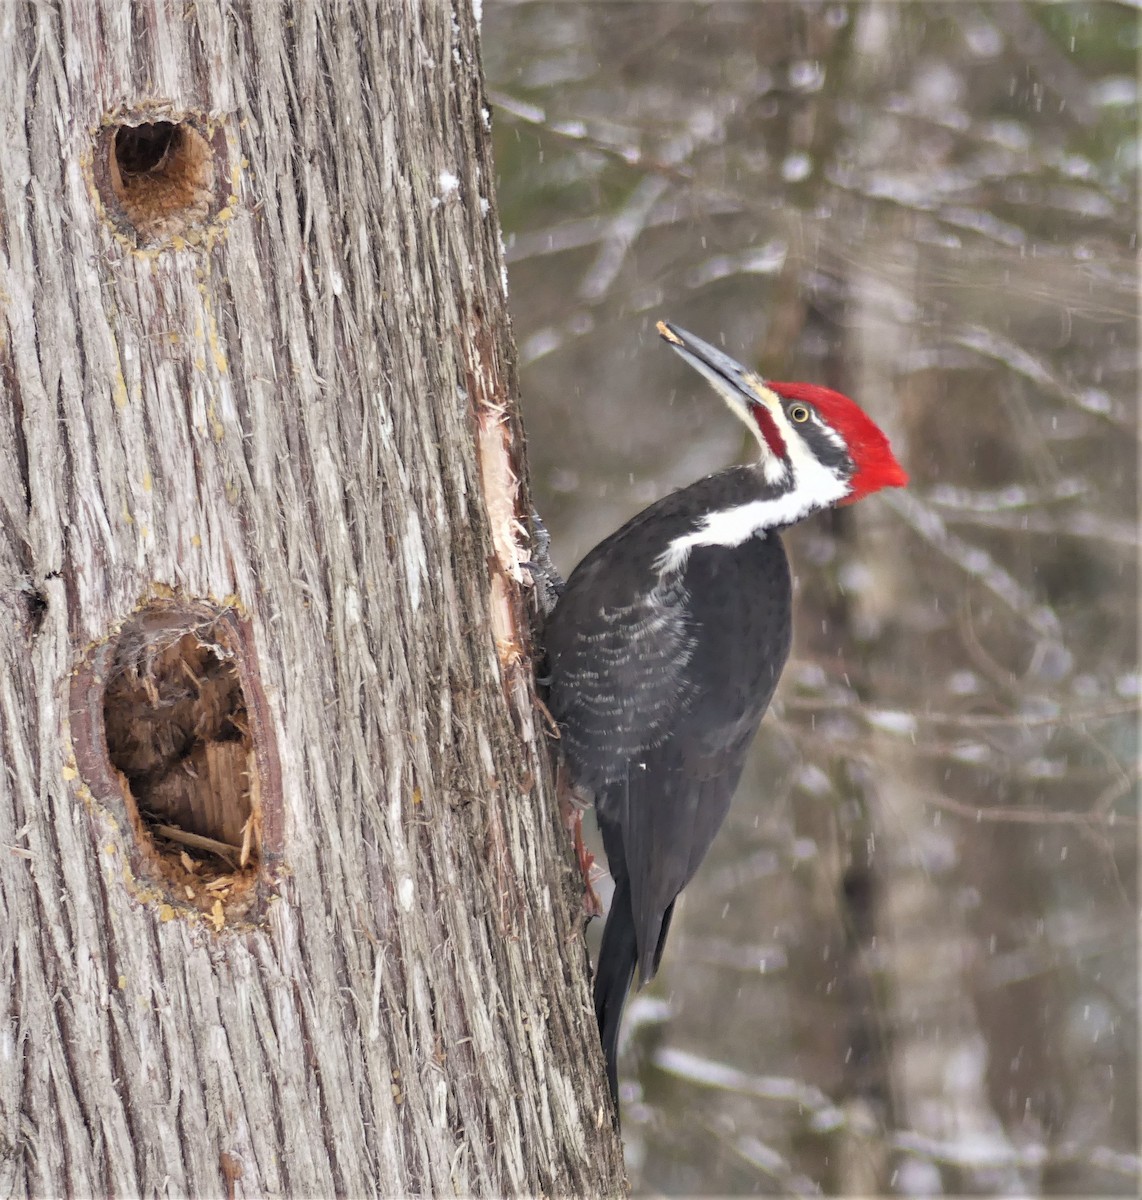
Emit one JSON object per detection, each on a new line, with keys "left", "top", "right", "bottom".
{"left": 654, "top": 468, "right": 850, "bottom": 576}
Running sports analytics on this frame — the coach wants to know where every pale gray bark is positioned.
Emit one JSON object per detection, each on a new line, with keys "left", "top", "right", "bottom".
{"left": 0, "top": 2, "right": 623, "bottom": 1196}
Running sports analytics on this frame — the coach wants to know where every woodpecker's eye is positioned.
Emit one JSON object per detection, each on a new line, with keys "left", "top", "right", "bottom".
{"left": 789, "top": 403, "right": 811, "bottom": 424}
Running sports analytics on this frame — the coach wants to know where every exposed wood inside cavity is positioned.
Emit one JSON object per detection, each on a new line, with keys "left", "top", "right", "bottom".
{"left": 100, "top": 604, "right": 262, "bottom": 917}
{"left": 94, "top": 113, "right": 223, "bottom": 245}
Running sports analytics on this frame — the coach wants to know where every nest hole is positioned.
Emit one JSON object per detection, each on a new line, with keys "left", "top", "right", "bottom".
{"left": 97, "top": 116, "right": 219, "bottom": 245}
{"left": 100, "top": 605, "right": 261, "bottom": 911}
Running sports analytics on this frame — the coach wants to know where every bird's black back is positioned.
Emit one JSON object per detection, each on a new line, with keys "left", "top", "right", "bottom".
{"left": 544, "top": 466, "right": 793, "bottom": 1000}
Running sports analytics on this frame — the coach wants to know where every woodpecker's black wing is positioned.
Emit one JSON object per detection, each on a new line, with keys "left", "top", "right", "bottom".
{"left": 544, "top": 480, "right": 793, "bottom": 1111}
{"left": 544, "top": 558, "right": 696, "bottom": 792}
{"left": 543, "top": 471, "right": 761, "bottom": 789}
{"left": 589, "top": 724, "right": 757, "bottom": 1108}
{"left": 546, "top": 522, "right": 792, "bottom": 959}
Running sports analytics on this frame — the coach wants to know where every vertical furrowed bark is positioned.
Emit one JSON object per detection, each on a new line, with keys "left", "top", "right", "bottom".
{"left": 0, "top": 2, "right": 623, "bottom": 1196}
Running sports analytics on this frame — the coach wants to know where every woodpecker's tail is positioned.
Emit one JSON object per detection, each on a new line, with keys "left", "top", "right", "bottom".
{"left": 593, "top": 875, "right": 638, "bottom": 1119}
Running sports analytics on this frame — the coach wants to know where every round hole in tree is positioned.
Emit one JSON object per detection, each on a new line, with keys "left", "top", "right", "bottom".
{"left": 95, "top": 114, "right": 221, "bottom": 245}
{"left": 70, "top": 599, "right": 281, "bottom": 926}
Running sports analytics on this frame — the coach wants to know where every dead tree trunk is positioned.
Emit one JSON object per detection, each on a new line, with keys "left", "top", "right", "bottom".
{"left": 0, "top": 3, "right": 623, "bottom": 1195}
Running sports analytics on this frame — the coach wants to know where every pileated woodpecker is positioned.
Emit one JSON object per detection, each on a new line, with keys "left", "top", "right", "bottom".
{"left": 541, "top": 321, "right": 907, "bottom": 1116}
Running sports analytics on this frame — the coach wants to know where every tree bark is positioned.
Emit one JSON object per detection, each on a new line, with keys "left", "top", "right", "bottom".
{"left": 0, "top": 3, "right": 623, "bottom": 1196}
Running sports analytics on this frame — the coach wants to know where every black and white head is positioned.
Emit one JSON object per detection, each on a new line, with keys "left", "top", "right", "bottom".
{"left": 653, "top": 321, "right": 908, "bottom": 571}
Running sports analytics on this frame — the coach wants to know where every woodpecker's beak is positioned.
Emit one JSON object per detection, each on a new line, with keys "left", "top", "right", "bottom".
{"left": 656, "top": 321, "right": 772, "bottom": 427}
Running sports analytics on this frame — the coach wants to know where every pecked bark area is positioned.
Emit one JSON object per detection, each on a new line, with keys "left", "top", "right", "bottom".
{"left": 0, "top": 2, "right": 624, "bottom": 1196}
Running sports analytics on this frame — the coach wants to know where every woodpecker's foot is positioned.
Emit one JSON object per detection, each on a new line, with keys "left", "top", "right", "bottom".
{"left": 557, "top": 767, "right": 603, "bottom": 917}
{"left": 571, "top": 809, "right": 604, "bottom": 917}
{"left": 575, "top": 811, "right": 602, "bottom": 921}
{"left": 522, "top": 510, "right": 565, "bottom": 617}
{"left": 534, "top": 693, "right": 561, "bottom": 738}
{"left": 581, "top": 850, "right": 607, "bottom": 919}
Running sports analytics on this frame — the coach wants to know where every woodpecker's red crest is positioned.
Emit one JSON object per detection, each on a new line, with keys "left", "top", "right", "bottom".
{"left": 767, "top": 381, "right": 910, "bottom": 503}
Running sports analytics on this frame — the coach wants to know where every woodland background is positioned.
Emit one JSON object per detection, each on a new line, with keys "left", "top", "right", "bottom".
{"left": 487, "top": 3, "right": 1138, "bottom": 1195}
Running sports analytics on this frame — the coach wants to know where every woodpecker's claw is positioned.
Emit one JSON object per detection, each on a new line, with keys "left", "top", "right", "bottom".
{"left": 571, "top": 811, "right": 604, "bottom": 918}
{"left": 533, "top": 693, "right": 561, "bottom": 737}
{"left": 524, "top": 510, "right": 565, "bottom": 617}
{"left": 556, "top": 761, "right": 603, "bottom": 916}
